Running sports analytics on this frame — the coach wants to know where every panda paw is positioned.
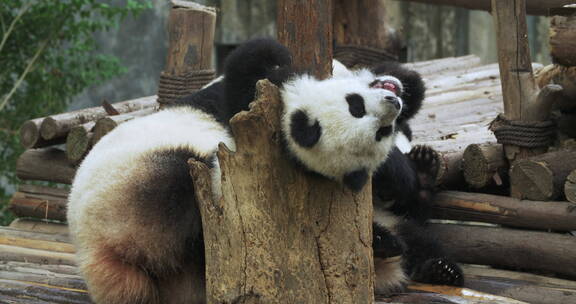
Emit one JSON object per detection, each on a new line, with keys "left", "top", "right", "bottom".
{"left": 408, "top": 145, "right": 439, "bottom": 189}
{"left": 411, "top": 258, "right": 464, "bottom": 287}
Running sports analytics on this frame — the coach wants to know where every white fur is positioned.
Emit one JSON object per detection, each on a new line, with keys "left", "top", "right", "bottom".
{"left": 395, "top": 132, "right": 412, "bottom": 154}
{"left": 332, "top": 59, "right": 353, "bottom": 78}
{"left": 281, "top": 73, "right": 402, "bottom": 182}
{"left": 68, "top": 106, "right": 235, "bottom": 267}
{"left": 373, "top": 205, "right": 407, "bottom": 294}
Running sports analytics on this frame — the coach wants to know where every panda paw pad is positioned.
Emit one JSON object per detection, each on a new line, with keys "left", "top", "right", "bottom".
{"left": 408, "top": 145, "right": 439, "bottom": 187}
{"left": 412, "top": 258, "right": 464, "bottom": 287}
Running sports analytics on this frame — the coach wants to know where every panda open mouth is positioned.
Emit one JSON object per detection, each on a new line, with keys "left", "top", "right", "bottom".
{"left": 369, "top": 79, "right": 402, "bottom": 96}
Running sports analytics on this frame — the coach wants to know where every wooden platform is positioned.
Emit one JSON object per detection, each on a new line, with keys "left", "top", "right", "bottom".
{"left": 3, "top": 57, "right": 575, "bottom": 304}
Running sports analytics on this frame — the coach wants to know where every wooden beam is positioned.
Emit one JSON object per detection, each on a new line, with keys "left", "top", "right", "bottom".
{"left": 430, "top": 223, "right": 576, "bottom": 279}
{"left": 432, "top": 191, "right": 576, "bottom": 231}
{"left": 277, "top": 0, "right": 333, "bottom": 79}
{"left": 398, "top": 0, "right": 575, "bottom": 16}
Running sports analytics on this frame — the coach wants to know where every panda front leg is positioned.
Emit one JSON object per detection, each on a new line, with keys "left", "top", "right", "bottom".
{"left": 373, "top": 221, "right": 408, "bottom": 295}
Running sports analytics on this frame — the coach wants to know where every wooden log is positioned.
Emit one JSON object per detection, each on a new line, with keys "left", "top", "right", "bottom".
{"left": 19, "top": 118, "right": 65, "bottom": 149}
{"left": 435, "top": 150, "right": 464, "bottom": 187}
{"left": 39, "top": 95, "right": 157, "bottom": 140}
{"left": 333, "top": 0, "right": 401, "bottom": 66}
{"left": 550, "top": 15, "right": 576, "bottom": 67}
{"left": 190, "top": 80, "right": 374, "bottom": 303}
{"left": 405, "top": 55, "right": 482, "bottom": 77}
{"left": 510, "top": 150, "right": 576, "bottom": 201}
{"left": 16, "top": 148, "right": 76, "bottom": 184}
{"left": 432, "top": 191, "right": 576, "bottom": 231}
{"left": 463, "top": 144, "right": 507, "bottom": 188}
{"left": 0, "top": 279, "right": 90, "bottom": 304}
{"left": 0, "top": 261, "right": 80, "bottom": 277}
{"left": 0, "top": 244, "right": 76, "bottom": 266}
{"left": 9, "top": 218, "right": 69, "bottom": 235}
{"left": 430, "top": 223, "right": 576, "bottom": 279}
{"left": 462, "top": 264, "right": 576, "bottom": 289}
{"left": 65, "top": 122, "right": 95, "bottom": 165}
{"left": 565, "top": 169, "right": 576, "bottom": 204}
{"left": 277, "top": 0, "right": 333, "bottom": 79}
{"left": 398, "top": 0, "right": 576, "bottom": 16}
{"left": 0, "top": 269, "right": 86, "bottom": 290}
{"left": 91, "top": 107, "right": 156, "bottom": 145}
{"left": 407, "top": 284, "right": 530, "bottom": 304}
{"left": 8, "top": 185, "right": 69, "bottom": 222}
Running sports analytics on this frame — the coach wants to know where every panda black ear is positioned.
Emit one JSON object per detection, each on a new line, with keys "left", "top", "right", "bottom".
{"left": 372, "top": 62, "right": 425, "bottom": 123}
{"left": 289, "top": 110, "right": 322, "bottom": 148}
{"left": 266, "top": 66, "right": 295, "bottom": 88}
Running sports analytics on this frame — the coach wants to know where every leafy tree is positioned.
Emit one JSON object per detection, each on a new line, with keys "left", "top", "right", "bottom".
{"left": 0, "top": 0, "right": 151, "bottom": 225}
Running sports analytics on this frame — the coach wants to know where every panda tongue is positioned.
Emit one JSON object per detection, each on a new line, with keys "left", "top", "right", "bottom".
{"left": 371, "top": 80, "right": 398, "bottom": 95}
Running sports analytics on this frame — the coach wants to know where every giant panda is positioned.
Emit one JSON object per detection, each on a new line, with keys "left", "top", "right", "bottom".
{"left": 67, "top": 38, "right": 459, "bottom": 304}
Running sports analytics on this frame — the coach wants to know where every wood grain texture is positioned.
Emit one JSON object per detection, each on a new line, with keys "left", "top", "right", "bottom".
{"left": 190, "top": 80, "right": 374, "bottom": 304}
{"left": 564, "top": 169, "right": 576, "bottom": 204}
{"left": 510, "top": 150, "right": 576, "bottom": 200}
{"left": 550, "top": 15, "right": 576, "bottom": 67}
{"left": 430, "top": 223, "right": 576, "bottom": 279}
{"left": 277, "top": 0, "right": 333, "bottom": 79}
{"left": 19, "top": 118, "right": 65, "bottom": 149}
{"left": 8, "top": 185, "right": 69, "bottom": 222}
{"left": 16, "top": 148, "right": 76, "bottom": 184}
{"left": 432, "top": 191, "right": 576, "bottom": 231}
{"left": 463, "top": 144, "right": 507, "bottom": 188}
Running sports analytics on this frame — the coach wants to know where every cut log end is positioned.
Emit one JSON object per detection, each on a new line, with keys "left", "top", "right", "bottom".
{"left": 39, "top": 117, "right": 60, "bottom": 140}
{"left": 511, "top": 161, "right": 554, "bottom": 201}
{"left": 66, "top": 126, "right": 92, "bottom": 164}
{"left": 463, "top": 144, "right": 506, "bottom": 188}
{"left": 19, "top": 120, "right": 41, "bottom": 149}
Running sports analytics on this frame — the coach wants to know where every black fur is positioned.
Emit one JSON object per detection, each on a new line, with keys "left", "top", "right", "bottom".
{"left": 169, "top": 81, "right": 226, "bottom": 125}
{"left": 343, "top": 169, "right": 369, "bottom": 192}
{"left": 289, "top": 110, "right": 322, "bottom": 148}
{"left": 397, "top": 221, "right": 464, "bottom": 287}
{"left": 373, "top": 224, "right": 405, "bottom": 259}
{"left": 372, "top": 62, "right": 425, "bottom": 125}
{"left": 375, "top": 126, "right": 393, "bottom": 142}
{"left": 222, "top": 38, "right": 292, "bottom": 122}
{"left": 346, "top": 93, "right": 367, "bottom": 118}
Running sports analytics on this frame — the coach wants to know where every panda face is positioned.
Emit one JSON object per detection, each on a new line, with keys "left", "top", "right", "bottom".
{"left": 281, "top": 72, "right": 403, "bottom": 191}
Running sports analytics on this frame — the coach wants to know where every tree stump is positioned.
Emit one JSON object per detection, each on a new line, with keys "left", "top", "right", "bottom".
{"left": 189, "top": 80, "right": 374, "bottom": 303}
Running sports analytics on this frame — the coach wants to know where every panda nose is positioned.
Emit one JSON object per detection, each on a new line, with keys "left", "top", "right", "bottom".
{"left": 384, "top": 96, "right": 401, "bottom": 110}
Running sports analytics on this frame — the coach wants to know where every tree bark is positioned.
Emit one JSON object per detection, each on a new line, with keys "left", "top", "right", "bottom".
{"left": 39, "top": 95, "right": 157, "bottom": 140}
{"left": 398, "top": 0, "right": 575, "bottom": 16}
{"left": 565, "top": 169, "right": 576, "bottom": 204}
{"left": 510, "top": 150, "right": 576, "bottom": 201}
{"left": 8, "top": 185, "right": 69, "bottom": 222}
{"left": 432, "top": 191, "right": 576, "bottom": 231}
{"left": 190, "top": 80, "right": 374, "bottom": 304}
{"left": 277, "top": 0, "right": 333, "bottom": 79}
{"left": 430, "top": 223, "right": 576, "bottom": 279}
{"left": 462, "top": 144, "right": 507, "bottom": 188}
{"left": 16, "top": 148, "right": 76, "bottom": 184}
{"left": 550, "top": 15, "right": 576, "bottom": 67}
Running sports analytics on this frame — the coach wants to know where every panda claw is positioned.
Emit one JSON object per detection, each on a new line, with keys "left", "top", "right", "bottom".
{"left": 408, "top": 145, "right": 439, "bottom": 189}
{"left": 411, "top": 258, "right": 464, "bottom": 287}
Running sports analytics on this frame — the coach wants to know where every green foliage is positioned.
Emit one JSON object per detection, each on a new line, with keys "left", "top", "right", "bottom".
{"left": 0, "top": 0, "right": 151, "bottom": 225}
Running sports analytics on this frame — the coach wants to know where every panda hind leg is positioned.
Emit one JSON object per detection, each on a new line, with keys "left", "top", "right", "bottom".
{"left": 80, "top": 246, "right": 160, "bottom": 304}
{"left": 397, "top": 221, "right": 464, "bottom": 287}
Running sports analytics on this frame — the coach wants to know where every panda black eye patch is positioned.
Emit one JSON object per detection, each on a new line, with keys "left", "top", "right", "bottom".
{"left": 290, "top": 110, "right": 322, "bottom": 148}
{"left": 345, "top": 93, "right": 366, "bottom": 118}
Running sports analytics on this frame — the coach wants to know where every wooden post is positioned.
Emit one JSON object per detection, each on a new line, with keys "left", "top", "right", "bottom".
{"left": 491, "top": 0, "right": 564, "bottom": 197}
{"left": 158, "top": 1, "right": 217, "bottom": 105}
{"left": 277, "top": 0, "right": 333, "bottom": 79}
{"left": 333, "top": 0, "right": 401, "bottom": 67}
{"left": 192, "top": 2, "right": 374, "bottom": 302}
